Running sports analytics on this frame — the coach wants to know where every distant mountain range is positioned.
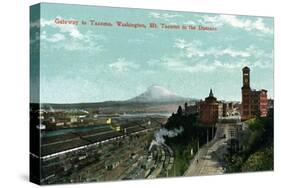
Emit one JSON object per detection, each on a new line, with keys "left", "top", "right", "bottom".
{"left": 40, "top": 85, "right": 196, "bottom": 109}
{"left": 128, "top": 85, "right": 193, "bottom": 103}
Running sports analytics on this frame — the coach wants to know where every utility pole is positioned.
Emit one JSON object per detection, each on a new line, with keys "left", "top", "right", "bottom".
{"left": 174, "top": 163, "right": 176, "bottom": 176}
{"left": 207, "top": 129, "right": 209, "bottom": 145}
{"left": 197, "top": 139, "right": 200, "bottom": 162}
{"left": 212, "top": 125, "right": 214, "bottom": 139}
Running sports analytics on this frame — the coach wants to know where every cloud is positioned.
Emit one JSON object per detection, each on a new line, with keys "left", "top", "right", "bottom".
{"left": 33, "top": 17, "right": 105, "bottom": 52}
{"left": 174, "top": 39, "right": 251, "bottom": 58}
{"left": 159, "top": 39, "right": 273, "bottom": 73}
{"left": 183, "top": 20, "right": 197, "bottom": 25}
{"left": 161, "top": 56, "right": 214, "bottom": 73}
{"left": 41, "top": 32, "right": 65, "bottom": 43}
{"left": 39, "top": 17, "right": 83, "bottom": 39}
{"left": 149, "top": 12, "right": 182, "bottom": 21}
{"left": 146, "top": 59, "right": 160, "bottom": 67}
{"left": 161, "top": 55, "right": 271, "bottom": 73}
{"left": 109, "top": 58, "right": 139, "bottom": 73}
{"left": 30, "top": 17, "right": 82, "bottom": 39}
{"left": 147, "top": 12, "right": 273, "bottom": 35}
{"left": 30, "top": 19, "right": 40, "bottom": 28}
{"left": 201, "top": 15, "right": 273, "bottom": 35}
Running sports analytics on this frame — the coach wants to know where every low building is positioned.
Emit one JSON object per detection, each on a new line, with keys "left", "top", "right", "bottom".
{"left": 222, "top": 102, "right": 234, "bottom": 117}
{"left": 70, "top": 116, "right": 78, "bottom": 123}
{"left": 184, "top": 102, "right": 200, "bottom": 115}
{"left": 268, "top": 98, "right": 274, "bottom": 109}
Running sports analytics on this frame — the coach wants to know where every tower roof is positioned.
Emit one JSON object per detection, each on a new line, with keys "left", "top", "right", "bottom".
{"left": 242, "top": 66, "right": 250, "bottom": 71}
{"left": 205, "top": 88, "right": 217, "bottom": 102}
{"left": 209, "top": 88, "right": 214, "bottom": 97}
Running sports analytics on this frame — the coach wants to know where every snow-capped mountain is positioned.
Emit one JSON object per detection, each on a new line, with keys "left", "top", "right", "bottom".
{"left": 129, "top": 85, "right": 188, "bottom": 103}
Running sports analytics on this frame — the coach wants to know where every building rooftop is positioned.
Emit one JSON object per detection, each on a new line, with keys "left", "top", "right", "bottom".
{"left": 242, "top": 66, "right": 250, "bottom": 71}
{"left": 205, "top": 88, "right": 217, "bottom": 102}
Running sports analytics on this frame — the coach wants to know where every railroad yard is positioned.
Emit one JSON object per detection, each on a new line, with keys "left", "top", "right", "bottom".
{"left": 39, "top": 114, "right": 173, "bottom": 184}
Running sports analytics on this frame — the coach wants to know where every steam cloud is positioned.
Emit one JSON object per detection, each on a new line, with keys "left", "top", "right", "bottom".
{"left": 149, "top": 127, "right": 183, "bottom": 150}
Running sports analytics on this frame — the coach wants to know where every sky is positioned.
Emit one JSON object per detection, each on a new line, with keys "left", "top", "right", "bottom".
{"left": 30, "top": 3, "right": 274, "bottom": 103}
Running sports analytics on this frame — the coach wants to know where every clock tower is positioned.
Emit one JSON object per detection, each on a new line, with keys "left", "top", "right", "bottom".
{"left": 241, "top": 66, "right": 268, "bottom": 121}
{"left": 242, "top": 66, "right": 250, "bottom": 89}
{"left": 241, "top": 66, "right": 251, "bottom": 120}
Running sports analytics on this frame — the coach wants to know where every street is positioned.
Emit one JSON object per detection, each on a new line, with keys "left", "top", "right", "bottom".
{"left": 184, "top": 118, "right": 242, "bottom": 176}
{"left": 184, "top": 138, "right": 226, "bottom": 176}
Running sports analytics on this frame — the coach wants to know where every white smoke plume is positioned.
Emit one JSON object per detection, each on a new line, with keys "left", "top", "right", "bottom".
{"left": 149, "top": 126, "right": 184, "bottom": 151}
{"left": 148, "top": 140, "right": 159, "bottom": 151}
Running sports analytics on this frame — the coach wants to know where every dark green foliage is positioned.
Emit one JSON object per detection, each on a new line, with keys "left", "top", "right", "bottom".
{"left": 165, "top": 110, "right": 213, "bottom": 149}
{"left": 242, "top": 146, "right": 273, "bottom": 172}
{"left": 164, "top": 106, "right": 214, "bottom": 176}
{"left": 177, "top": 106, "right": 183, "bottom": 116}
{"left": 225, "top": 111, "right": 274, "bottom": 173}
{"left": 224, "top": 154, "right": 244, "bottom": 173}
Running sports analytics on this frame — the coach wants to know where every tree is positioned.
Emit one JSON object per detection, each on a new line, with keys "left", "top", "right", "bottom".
{"left": 184, "top": 102, "right": 188, "bottom": 115}
{"left": 241, "top": 147, "right": 273, "bottom": 172}
{"left": 177, "top": 106, "right": 183, "bottom": 116}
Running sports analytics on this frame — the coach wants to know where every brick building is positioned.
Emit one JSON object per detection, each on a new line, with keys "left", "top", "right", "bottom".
{"left": 222, "top": 102, "right": 234, "bottom": 117}
{"left": 241, "top": 66, "right": 268, "bottom": 120}
{"left": 199, "top": 89, "right": 219, "bottom": 125}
